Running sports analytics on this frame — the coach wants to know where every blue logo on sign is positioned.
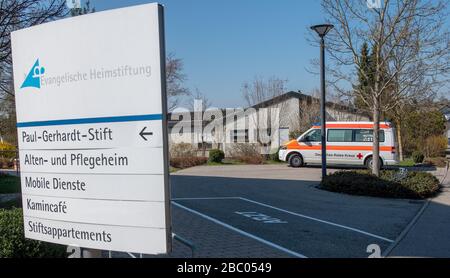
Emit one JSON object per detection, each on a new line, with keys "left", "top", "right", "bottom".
{"left": 21, "top": 59, "right": 45, "bottom": 89}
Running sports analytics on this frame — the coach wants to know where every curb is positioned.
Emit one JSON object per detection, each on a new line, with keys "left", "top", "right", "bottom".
{"left": 383, "top": 165, "right": 450, "bottom": 257}
{"left": 381, "top": 198, "right": 430, "bottom": 258}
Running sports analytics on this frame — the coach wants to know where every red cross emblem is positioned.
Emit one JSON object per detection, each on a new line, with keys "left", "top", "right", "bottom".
{"left": 357, "top": 153, "right": 363, "bottom": 160}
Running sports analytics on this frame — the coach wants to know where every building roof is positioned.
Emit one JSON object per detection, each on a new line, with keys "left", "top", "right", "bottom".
{"left": 251, "top": 91, "right": 368, "bottom": 117}
{"left": 440, "top": 105, "right": 450, "bottom": 116}
{"left": 168, "top": 91, "right": 369, "bottom": 127}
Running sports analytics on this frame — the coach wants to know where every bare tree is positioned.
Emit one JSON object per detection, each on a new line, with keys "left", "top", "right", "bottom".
{"left": 241, "top": 76, "right": 290, "bottom": 152}
{"left": 242, "top": 76, "right": 288, "bottom": 107}
{"left": 385, "top": 7, "right": 447, "bottom": 160}
{"left": 242, "top": 76, "right": 291, "bottom": 127}
{"left": 186, "top": 88, "right": 212, "bottom": 111}
{"left": 166, "top": 53, "right": 190, "bottom": 111}
{"left": 0, "top": 0, "right": 67, "bottom": 144}
{"left": 296, "top": 89, "right": 321, "bottom": 133}
{"left": 297, "top": 101, "right": 320, "bottom": 133}
{"left": 186, "top": 88, "right": 212, "bottom": 156}
{"left": 242, "top": 76, "right": 288, "bottom": 117}
{"left": 292, "top": 88, "right": 359, "bottom": 134}
{"left": 0, "top": 93, "right": 17, "bottom": 144}
{"left": 0, "top": 2, "right": 189, "bottom": 145}
{"left": 70, "top": 0, "right": 95, "bottom": 16}
{"left": 0, "top": 0, "right": 67, "bottom": 98}
{"left": 321, "top": 0, "right": 450, "bottom": 176}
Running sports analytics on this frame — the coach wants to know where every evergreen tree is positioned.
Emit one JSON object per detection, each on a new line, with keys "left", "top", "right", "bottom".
{"left": 355, "top": 43, "right": 394, "bottom": 118}
{"left": 354, "top": 42, "right": 374, "bottom": 110}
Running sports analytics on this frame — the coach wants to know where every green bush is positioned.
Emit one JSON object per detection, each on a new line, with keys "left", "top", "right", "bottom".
{"left": 320, "top": 170, "right": 440, "bottom": 199}
{"left": 403, "top": 109, "right": 447, "bottom": 156}
{"left": 0, "top": 174, "right": 21, "bottom": 194}
{"left": 0, "top": 208, "right": 67, "bottom": 258}
{"left": 412, "top": 151, "right": 425, "bottom": 164}
{"left": 208, "top": 149, "right": 225, "bottom": 163}
{"left": 401, "top": 171, "right": 441, "bottom": 198}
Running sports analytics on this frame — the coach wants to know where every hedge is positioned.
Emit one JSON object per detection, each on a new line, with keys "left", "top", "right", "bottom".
{"left": 0, "top": 174, "right": 21, "bottom": 194}
{"left": 412, "top": 151, "right": 425, "bottom": 164}
{"left": 208, "top": 149, "right": 225, "bottom": 163}
{"left": 170, "top": 157, "right": 207, "bottom": 169}
{"left": 0, "top": 208, "right": 67, "bottom": 258}
{"left": 0, "top": 142, "right": 16, "bottom": 160}
{"left": 320, "top": 170, "right": 440, "bottom": 199}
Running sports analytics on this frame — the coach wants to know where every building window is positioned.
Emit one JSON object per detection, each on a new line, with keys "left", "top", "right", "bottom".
{"left": 233, "top": 130, "right": 249, "bottom": 143}
{"left": 198, "top": 142, "right": 213, "bottom": 150}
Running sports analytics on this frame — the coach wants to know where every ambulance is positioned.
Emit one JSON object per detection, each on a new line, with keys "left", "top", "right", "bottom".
{"left": 279, "top": 122, "right": 399, "bottom": 169}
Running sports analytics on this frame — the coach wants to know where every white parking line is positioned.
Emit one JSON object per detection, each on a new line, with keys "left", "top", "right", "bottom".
{"left": 172, "top": 197, "right": 241, "bottom": 201}
{"left": 239, "top": 197, "right": 394, "bottom": 243}
{"left": 172, "top": 197, "right": 394, "bottom": 243}
{"left": 172, "top": 201, "right": 307, "bottom": 258}
{"left": 127, "top": 252, "right": 137, "bottom": 258}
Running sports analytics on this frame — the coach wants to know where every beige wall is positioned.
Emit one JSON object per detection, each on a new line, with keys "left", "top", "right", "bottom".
{"left": 327, "top": 106, "right": 370, "bottom": 122}
{"left": 168, "top": 96, "right": 370, "bottom": 154}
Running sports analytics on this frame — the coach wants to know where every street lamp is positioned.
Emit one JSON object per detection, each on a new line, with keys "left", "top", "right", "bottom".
{"left": 310, "top": 24, "right": 334, "bottom": 181}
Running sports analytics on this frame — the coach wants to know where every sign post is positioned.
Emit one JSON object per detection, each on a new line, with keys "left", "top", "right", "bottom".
{"left": 11, "top": 3, "right": 171, "bottom": 255}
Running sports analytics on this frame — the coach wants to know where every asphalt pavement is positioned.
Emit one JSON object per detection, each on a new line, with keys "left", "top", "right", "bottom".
{"left": 387, "top": 166, "right": 450, "bottom": 258}
{"left": 169, "top": 165, "right": 424, "bottom": 258}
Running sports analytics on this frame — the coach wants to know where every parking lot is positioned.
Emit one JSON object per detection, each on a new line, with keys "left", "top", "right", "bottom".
{"left": 130, "top": 165, "right": 426, "bottom": 258}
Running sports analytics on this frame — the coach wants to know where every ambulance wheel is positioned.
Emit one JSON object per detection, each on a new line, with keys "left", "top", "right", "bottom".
{"left": 289, "top": 154, "right": 303, "bottom": 168}
{"left": 365, "top": 156, "right": 383, "bottom": 170}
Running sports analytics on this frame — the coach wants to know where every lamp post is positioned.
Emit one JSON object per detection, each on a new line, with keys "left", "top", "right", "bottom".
{"left": 310, "top": 24, "right": 334, "bottom": 181}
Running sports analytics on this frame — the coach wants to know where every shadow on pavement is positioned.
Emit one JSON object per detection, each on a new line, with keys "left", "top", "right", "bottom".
{"left": 169, "top": 174, "right": 427, "bottom": 258}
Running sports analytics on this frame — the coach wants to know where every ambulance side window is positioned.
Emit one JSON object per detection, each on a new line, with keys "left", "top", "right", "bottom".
{"left": 354, "top": 130, "right": 385, "bottom": 142}
{"left": 327, "top": 129, "right": 353, "bottom": 142}
{"left": 302, "top": 129, "right": 321, "bottom": 142}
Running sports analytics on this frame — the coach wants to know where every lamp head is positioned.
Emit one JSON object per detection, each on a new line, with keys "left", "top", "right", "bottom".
{"left": 310, "top": 24, "right": 334, "bottom": 37}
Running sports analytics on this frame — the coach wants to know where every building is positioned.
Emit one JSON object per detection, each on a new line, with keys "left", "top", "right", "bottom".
{"left": 169, "top": 91, "right": 370, "bottom": 156}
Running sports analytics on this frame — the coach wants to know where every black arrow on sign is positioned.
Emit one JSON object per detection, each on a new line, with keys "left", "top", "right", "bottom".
{"left": 139, "top": 127, "right": 153, "bottom": 141}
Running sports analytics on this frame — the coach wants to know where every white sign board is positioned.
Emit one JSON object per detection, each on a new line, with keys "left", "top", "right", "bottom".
{"left": 11, "top": 3, "right": 171, "bottom": 255}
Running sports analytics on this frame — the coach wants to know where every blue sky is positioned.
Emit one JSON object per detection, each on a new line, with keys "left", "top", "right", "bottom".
{"left": 88, "top": 0, "right": 327, "bottom": 107}
{"left": 88, "top": 0, "right": 449, "bottom": 107}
